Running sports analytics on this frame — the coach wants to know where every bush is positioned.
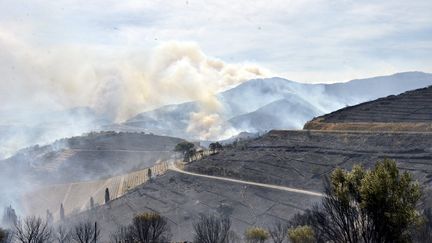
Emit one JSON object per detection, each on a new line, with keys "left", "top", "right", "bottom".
{"left": 128, "top": 212, "right": 171, "bottom": 243}
{"left": 288, "top": 159, "right": 422, "bottom": 243}
{"left": 244, "top": 227, "right": 269, "bottom": 243}
{"left": 288, "top": 225, "right": 315, "bottom": 243}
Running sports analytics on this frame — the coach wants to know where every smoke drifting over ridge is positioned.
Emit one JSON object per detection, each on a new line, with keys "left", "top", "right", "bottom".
{"left": 0, "top": 31, "right": 269, "bottom": 156}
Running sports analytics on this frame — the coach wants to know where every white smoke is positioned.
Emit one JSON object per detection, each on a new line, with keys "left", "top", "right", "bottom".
{"left": 0, "top": 30, "right": 270, "bottom": 156}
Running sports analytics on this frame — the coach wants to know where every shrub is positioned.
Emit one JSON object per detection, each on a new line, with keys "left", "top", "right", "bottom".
{"left": 244, "top": 227, "right": 269, "bottom": 243}
{"left": 288, "top": 225, "right": 315, "bottom": 243}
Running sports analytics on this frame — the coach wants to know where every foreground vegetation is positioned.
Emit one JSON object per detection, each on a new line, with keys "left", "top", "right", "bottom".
{"left": 1, "top": 159, "right": 431, "bottom": 242}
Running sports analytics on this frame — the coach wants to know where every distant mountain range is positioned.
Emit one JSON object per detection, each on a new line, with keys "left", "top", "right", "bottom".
{"left": 119, "top": 71, "right": 432, "bottom": 139}
{"left": 1, "top": 71, "right": 431, "bottom": 159}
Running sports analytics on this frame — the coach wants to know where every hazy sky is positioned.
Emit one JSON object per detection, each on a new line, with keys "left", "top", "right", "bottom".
{"left": 1, "top": 0, "right": 431, "bottom": 83}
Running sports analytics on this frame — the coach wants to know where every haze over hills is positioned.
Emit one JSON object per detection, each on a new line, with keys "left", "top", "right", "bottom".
{"left": 0, "top": 107, "right": 112, "bottom": 159}
{"left": 0, "top": 132, "right": 184, "bottom": 185}
{"left": 57, "top": 83, "right": 432, "bottom": 241}
{"left": 0, "top": 72, "right": 430, "bottom": 160}
{"left": 122, "top": 71, "right": 432, "bottom": 138}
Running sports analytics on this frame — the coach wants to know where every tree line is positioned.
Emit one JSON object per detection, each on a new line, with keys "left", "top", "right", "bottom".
{"left": 174, "top": 142, "right": 223, "bottom": 163}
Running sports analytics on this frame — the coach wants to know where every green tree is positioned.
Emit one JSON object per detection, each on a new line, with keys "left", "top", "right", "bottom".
{"left": 360, "top": 159, "right": 421, "bottom": 242}
{"left": 288, "top": 225, "right": 315, "bottom": 243}
{"left": 174, "top": 142, "right": 195, "bottom": 162}
{"left": 244, "top": 227, "right": 269, "bottom": 243}
{"left": 209, "top": 142, "right": 222, "bottom": 154}
{"left": 290, "top": 159, "right": 421, "bottom": 243}
{"left": 174, "top": 142, "right": 195, "bottom": 154}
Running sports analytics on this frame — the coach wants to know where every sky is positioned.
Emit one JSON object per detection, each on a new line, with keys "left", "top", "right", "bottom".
{"left": 0, "top": 0, "right": 431, "bottom": 84}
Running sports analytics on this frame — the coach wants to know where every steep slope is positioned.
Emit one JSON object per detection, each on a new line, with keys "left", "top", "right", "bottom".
{"left": 121, "top": 72, "right": 432, "bottom": 138}
{"left": 0, "top": 132, "right": 184, "bottom": 184}
{"left": 186, "top": 130, "right": 432, "bottom": 191}
{"left": 67, "top": 170, "right": 321, "bottom": 241}
{"left": 305, "top": 86, "right": 432, "bottom": 131}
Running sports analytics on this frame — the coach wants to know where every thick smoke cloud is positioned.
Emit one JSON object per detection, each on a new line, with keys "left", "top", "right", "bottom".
{"left": 0, "top": 31, "right": 269, "bottom": 157}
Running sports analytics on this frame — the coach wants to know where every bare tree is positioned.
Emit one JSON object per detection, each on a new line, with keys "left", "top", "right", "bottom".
{"left": 55, "top": 224, "right": 71, "bottom": 243}
{"left": 14, "top": 216, "right": 52, "bottom": 243}
{"left": 109, "top": 226, "right": 133, "bottom": 243}
{"left": 225, "top": 230, "right": 241, "bottom": 243}
{"left": 268, "top": 221, "right": 288, "bottom": 243}
{"left": 193, "top": 214, "right": 231, "bottom": 243}
{"left": 128, "top": 212, "right": 171, "bottom": 243}
{"left": 0, "top": 227, "right": 6, "bottom": 242}
{"left": 71, "top": 221, "right": 100, "bottom": 243}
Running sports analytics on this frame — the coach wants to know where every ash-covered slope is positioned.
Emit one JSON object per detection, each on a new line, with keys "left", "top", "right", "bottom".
{"left": 186, "top": 130, "right": 432, "bottom": 191}
{"left": 121, "top": 72, "right": 432, "bottom": 137}
{"left": 305, "top": 86, "right": 432, "bottom": 131}
{"left": 0, "top": 132, "right": 184, "bottom": 184}
{"left": 70, "top": 171, "right": 320, "bottom": 242}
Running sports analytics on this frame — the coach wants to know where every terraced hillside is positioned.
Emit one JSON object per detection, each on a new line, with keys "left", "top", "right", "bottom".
{"left": 1, "top": 131, "right": 184, "bottom": 183}
{"left": 68, "top": 170, "right": 321, "bottom": 241}
{"left": 187, "top": 130, "right": 432, "bottom": 192}
{"left": 305, "top": 86, "right": 432, "bottom": 131}
{"left": 23, "top": 162, "right": 169, "bottom": 219}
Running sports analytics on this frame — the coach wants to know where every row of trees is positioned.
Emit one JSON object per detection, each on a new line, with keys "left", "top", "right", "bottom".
{"left": 0, "top": 216, "right": 100, "bottom": 243}
{"left": 174, "top": 141, "right": 223, "bottom": 163}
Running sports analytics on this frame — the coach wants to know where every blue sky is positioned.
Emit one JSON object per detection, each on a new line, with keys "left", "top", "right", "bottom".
{"left": 0, "top": 0, "right": 431, "bottom": 83}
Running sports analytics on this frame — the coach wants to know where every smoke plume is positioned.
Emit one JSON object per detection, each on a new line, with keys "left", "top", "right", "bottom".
{"left": 0, "top": 30, "right": 269, "bottom": 156}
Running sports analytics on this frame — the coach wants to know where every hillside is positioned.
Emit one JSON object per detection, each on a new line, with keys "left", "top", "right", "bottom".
{"left": 305, "top": 86, "right": 432, "bottom": 131}
{"left": 186, "top": 130, "right": 432, "bottom": 191}
{"left": 20, "top": 82, "right": 432, "bottom": 242}
{"left": 121, "top": 72, "right": 432, "bottom": 138}
{"left": 66, "top": 170, "right": 321, "bottom": 241}
{"left": 0, "top": 132, "right": 184, "bottom": 184}
{"left": 62, "top": 129, "right": 432, "bottom": 241}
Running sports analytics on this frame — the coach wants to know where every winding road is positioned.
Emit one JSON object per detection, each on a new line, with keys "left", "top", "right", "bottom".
{"left": 168, "top": 162, "right": 324, "bottom": 197}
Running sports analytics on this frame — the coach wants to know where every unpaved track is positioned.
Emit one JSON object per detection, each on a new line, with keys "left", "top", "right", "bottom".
{"left": 169, "top": 162, "right": 324, "bottom": 197}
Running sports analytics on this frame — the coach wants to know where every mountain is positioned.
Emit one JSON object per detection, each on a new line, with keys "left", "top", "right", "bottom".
{"left": 229, "top": 96, "right": 321, "bottom": 132}
{"left": 121, "top": 72, "right": 432, "bottom": 139}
